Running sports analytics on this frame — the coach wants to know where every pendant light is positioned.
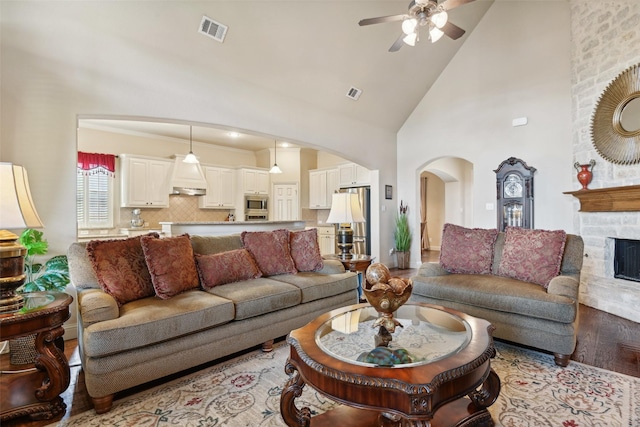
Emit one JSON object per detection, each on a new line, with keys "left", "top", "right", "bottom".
{"left": 269, "top": 140, "right": 282, "bottom": 174}
{"left": 183, "top": 126, "right": 199, "bottom": 164}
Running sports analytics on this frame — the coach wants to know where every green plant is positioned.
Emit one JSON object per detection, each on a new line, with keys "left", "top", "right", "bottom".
{"left": 18, "top": 229, "right": 70, "bottom": 293}
{"left": 394, "top": 201, "right": 412, "bottom": 252}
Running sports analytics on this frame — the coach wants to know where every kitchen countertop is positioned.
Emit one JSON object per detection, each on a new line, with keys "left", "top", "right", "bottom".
{"left": 159, "top": 220, "right": 307, "bottom": 237}
{"left": 159, "top": 220, "right": 306, "bottom": 225}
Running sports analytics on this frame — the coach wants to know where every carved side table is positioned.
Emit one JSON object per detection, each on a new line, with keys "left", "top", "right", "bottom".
{"left": 0, "top": 292, "right": 73, "bottom": 422}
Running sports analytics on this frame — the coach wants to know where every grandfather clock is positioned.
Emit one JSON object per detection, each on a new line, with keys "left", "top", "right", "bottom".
{"left": 494, "top": 157, "right": 536, "bottom": 232}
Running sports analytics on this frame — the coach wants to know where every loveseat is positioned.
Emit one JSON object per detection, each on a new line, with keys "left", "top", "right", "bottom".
{"left": 67, "top": 229, "right": 357, "bottom": 413}
{"left": 410, "top": 224, "right": 584, "bottom": 367}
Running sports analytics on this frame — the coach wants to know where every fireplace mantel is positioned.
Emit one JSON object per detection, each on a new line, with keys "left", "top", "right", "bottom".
{"left": 564, "top": 185, "right": 640, "bottom": 212}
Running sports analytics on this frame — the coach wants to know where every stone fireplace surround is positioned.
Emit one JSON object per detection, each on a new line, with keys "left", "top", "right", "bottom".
{"left": 570, "top": 1, "right": 640, "bottom": 323}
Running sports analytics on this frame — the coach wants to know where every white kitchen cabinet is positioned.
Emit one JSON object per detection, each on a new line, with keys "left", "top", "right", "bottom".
{"left": 120, "top": 155, "right": 172, "bottom": 208}
{"left": 199, "top": 166, "right": 235, "bottom": 209}
{"left": 309, "top": 168, "right": 338, "bottom": 209}
{"left": 316, "top": 226, "right": 336, "bottom": 256}
{"left": 239, "top": 168, "right": 269, "bottom": 194}
{"left": 337, "top": 163, "right": 370, "bottom": 187}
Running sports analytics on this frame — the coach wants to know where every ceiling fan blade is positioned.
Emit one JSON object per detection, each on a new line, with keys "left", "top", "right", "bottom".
{"left": 359, "top": 14, "right": 406, "bottom": 26}
{"left": 440, "top": 0, "right": 476, "bottom": 11}
{"left": 441, "top": 21, "right": 466, "bottom": 40}
{"left": 389, "top": 34, "right": 405, "bottom": 52}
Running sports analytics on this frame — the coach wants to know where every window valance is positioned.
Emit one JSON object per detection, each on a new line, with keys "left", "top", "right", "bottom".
{"left": 78, "top": 152, "right": 116, "bottom": 176}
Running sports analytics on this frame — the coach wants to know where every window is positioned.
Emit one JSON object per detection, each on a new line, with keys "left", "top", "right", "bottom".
{"left": 77, "top": 152, "right": 116, "bottom": 229}
{"left": 77, "top": 167, "right": 115, "bottom": 229}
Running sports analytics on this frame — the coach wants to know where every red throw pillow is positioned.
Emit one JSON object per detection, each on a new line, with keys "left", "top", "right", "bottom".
{"left": 86, "top": 233, "right": 159, "bottom": 306}
{"left": 241, "top": 229, "right": 297, "bottom": 276}
{"left": 498, "top": 227, "right": 567, "bottom": 288}
{"left": 141, "top": 234, "right": 200, "bottom": 299}
{"left": 439, "top": 223, "right": 498, "bottom": 275}
{"left": 195, "top": 249, "right": 262, "bottom": 289}
{"left": 290, "top": 228, "right": 324, "bottom": 272}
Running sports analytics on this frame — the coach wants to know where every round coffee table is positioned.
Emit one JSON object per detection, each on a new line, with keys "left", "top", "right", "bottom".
{"left": 281, "top": 303, "right": 500, "bottom": 426}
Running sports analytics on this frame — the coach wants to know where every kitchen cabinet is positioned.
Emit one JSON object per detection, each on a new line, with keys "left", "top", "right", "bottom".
{"left": 309, "top": 168, "right": 338, "bottom": 209}
{"left": 199, "top": 166, "right": 235, "bottom": 208}
{"left": 316, "top": 226, "right": 336, "bottom": 256}
{"left": 338, "top": 163, "right": 370, "bottom": 187}
{"left": 239, "top": 168, "right": 269, "bottom": 194}
{"left": 120, "top": 155, "right": 172, "bottom": 208}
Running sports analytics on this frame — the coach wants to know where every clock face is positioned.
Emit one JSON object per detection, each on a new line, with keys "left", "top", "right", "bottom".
{"left": 504, "top": 174, "right": 523, "bottom": 198}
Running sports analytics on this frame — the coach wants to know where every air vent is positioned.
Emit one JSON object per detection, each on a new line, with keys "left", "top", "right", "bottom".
{"left": 199, "top": 16, "right": 228, "bottom": 43}
{"left": 346, "top": 87, "right": 362, "bottom": 101}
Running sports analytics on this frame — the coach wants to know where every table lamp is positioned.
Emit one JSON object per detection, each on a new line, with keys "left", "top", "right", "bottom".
{"left": 0, "top": 163, "right": 44, "bottom": 312}
{"left": 326, "top": 192, "right": 365, "bottom": 260}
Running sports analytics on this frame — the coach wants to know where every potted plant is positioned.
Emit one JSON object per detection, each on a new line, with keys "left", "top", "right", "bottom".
{"left": 394, "top": 201, "right": 412, "bottom": 269}
{"left": 8, "top": 229, "right": 70, "bottom": 365}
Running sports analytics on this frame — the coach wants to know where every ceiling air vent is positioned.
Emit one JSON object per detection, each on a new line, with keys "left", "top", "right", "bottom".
{"left": 199, "top": 16, "right": 228, "bottom": 43}
{"left": 346, "top": 87, "right": 362, "bottom": 101}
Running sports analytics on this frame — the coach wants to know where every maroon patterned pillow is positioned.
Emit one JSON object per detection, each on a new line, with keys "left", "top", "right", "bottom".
{"left": 439, "top": 224, "right": 498, "bottom": 275}
{"left": 241, "top": 229, "right": 297, "bottom": 276}
{"left": 290, "top": 229, "right": 324, "bottom": 272}
{"left": 498, "top": 227, "right": 567, "bottom": 288}
{"left": 141, "top": 234, "right": 200, "bottom": 299}
{"left": 86, "top": 233, "right": 159, "bottom": 306}
{"left": 195, "top": 249, "right": 262, "bottom": 289}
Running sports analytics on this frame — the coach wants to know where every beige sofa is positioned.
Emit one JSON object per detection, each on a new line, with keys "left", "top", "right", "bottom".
{"left": 68, "top": 233, "right": 357, "bottom": 413}
{"left": 410, "top": 231, "right": 584, "bottom": 367}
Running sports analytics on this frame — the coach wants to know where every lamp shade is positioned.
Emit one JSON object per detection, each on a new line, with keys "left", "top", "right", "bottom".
{"left": 326, "top": 193, "right": 365, "bottom": 224}
{"left": 0, "top": 163, "right": 44, "bottom": 229}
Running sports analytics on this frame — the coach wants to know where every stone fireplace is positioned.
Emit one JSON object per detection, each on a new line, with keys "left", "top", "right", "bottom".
{"left": 570, "top": 1, "right": 640, "bottom": 323}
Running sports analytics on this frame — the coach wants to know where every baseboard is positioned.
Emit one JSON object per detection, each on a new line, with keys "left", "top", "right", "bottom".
{"left": 63, "top": 322, "right": 78, "bottom": 340}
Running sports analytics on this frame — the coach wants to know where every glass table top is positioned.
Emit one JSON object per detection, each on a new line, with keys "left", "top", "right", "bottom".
{"left": 315, "top": 305, "right": 471, "bottom": 368}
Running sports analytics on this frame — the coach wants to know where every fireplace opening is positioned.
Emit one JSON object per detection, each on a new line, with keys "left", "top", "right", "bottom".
{"left": 614, "top": 238, "right": 640, "bottom": 282}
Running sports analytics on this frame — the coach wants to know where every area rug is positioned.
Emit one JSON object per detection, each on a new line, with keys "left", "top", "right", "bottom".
{"left": 52, "top": 341, "right": 640, "bottom": 427}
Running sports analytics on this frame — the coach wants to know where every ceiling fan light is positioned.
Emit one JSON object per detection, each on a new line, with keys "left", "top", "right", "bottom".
{"left": 429, "top": 27, "right": 444, "bottom": 43}
{"left": 431, "top": 10, "right": 448, "bottom": 29}
{"left": 403, "top": 32, "right": 418, "bottom": 46}
{"left": 401, "top": 18, "right": 417, "bottom": 35}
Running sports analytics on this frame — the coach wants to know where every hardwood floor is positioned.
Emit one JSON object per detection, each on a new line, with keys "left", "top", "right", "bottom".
{"left": 2, "top": 251, "right": 638, "bottom": 426}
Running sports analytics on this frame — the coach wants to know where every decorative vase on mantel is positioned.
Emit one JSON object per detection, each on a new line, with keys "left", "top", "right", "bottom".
{"left": 574, "top": 160, "right": 595, "bottom": 190}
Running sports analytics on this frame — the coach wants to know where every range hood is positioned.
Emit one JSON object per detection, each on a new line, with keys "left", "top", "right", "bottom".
{"left": 170, "top": 155, "right": 207, "bottom": 196}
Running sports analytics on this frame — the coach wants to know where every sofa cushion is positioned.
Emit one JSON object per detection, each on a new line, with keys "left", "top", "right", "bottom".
{"left": 290, "top": 228, "right": 324, "bottom": 272}
{"left": 411, "top": 274, "right": 577, "bottom": 323}
{"left": 82, "top": 290, "right": 235, "bottom": 358}
{"left": 86, "top": 234, "right": 159, "bottom": 306}
{"left": 439, "top": 223, "right": 498, "bottom": 275}
{"left": 206, "top": 277, "right": 301, "bottom": 320}
{"left": 241, "top": 229, "right": 297, "bottom": 276}
{"left": 195, "top": 249, "right": 262, "bottom": 289}
{"left": 498, "top": 227, "right": 567, "bottom": 288}
{"left": 191, "top": 234, "right": 243, "bottom": 255}
{"left": 141, "top": 234, "right": 200, "bottom": 299}
{"left": 271, "top": 271, "right": 358, "bottom": 303}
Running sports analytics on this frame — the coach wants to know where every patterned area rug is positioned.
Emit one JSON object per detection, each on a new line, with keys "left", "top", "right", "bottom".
{"left": 53, "top": 341, "right": 639, "bottom": 427}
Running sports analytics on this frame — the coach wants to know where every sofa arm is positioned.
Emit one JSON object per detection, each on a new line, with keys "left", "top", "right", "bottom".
{"left": 317, "top": 259, "right": 347, "bottom": 274}
{"left": 547, "top": 275, "right": 579, "bottom": 301}
{"left": 416, "top": 262, "right": 449, "bottom": 278}
{"left": 77, "top": 289, "right": 119, "bottom": 326}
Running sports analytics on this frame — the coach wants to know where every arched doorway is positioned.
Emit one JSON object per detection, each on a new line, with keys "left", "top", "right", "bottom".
{"left": 419, "top": 157, "right": 474, "bottom": 255}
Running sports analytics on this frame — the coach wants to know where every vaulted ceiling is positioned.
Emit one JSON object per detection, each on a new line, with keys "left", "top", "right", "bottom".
{"left": 78, "top": 0, "right": 494, "bottom": 149}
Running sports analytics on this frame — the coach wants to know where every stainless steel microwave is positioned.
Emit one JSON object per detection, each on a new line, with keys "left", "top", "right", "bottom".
{"left": 245, "top": 195, "right": 268, "bottom": 211}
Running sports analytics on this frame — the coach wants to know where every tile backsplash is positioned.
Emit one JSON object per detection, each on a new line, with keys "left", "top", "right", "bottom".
{"left": 119, "top": 195, "right": 230, "bottom": 228}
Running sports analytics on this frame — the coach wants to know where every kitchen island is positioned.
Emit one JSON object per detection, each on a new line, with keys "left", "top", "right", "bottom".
{"left": 160, "top": 220, "right": 307, "bottom": 237}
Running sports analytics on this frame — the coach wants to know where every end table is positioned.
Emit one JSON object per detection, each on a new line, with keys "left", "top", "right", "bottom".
{"left": 323, "top": 254, "right": 375, "bottom": 302}
{"left": 0, "top": 292, "right": 73, "bottom": 422}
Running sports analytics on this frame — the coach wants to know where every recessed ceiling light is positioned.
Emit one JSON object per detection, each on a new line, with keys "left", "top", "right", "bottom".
{"left": 280, "top": 142, "right": 290, "bottom": 148}
{"left": 226, "top": 132, "right": 241, "bottom": 138}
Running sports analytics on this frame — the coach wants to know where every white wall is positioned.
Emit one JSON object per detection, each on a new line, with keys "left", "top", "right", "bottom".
{"left": 0, "top": 2, "right": 397, "bottom": 260}
{"left": 398, "top": 1, "right": 574, "bottom": 265}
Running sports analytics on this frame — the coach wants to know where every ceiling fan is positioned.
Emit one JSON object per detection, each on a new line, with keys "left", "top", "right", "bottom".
{"left": 359, "top": 0, "right": 476, "bottom": 52}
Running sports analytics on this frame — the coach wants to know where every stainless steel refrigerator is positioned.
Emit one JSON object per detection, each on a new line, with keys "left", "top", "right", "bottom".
{"left": 338, "top": 186, "right": 371, "bottom": 255}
